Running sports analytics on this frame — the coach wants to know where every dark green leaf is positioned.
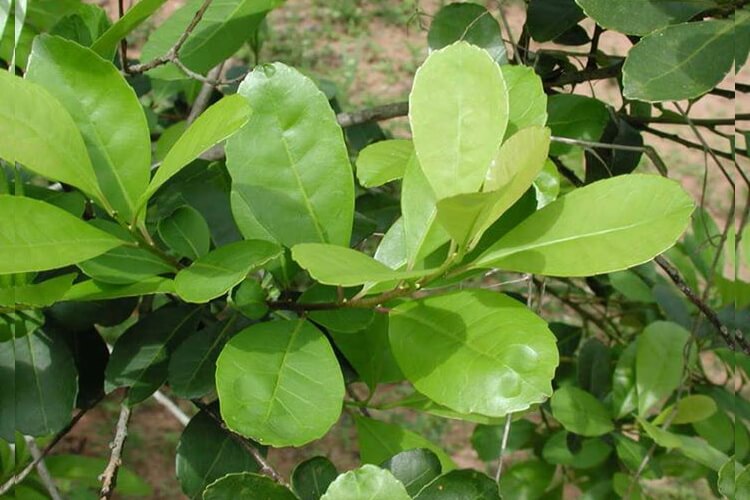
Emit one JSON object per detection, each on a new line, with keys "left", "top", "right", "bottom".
{"left": 526, "top": 0, "right": 584, "bottom": 42}
{"left": 291, "top": 456, "right": 338, "bottom": 500}
{"left": 44, "top": 455, "right": 151, "bottom": 496}
{"left": 547, "top": 94, "right": 608, "bottom": 156}
{"left": 577, "top": 338, "right": 612, "bottom": 399}
{"left": 498, "top": 459, "right": 555, "bottom": 500}
{"left": 91, "top": 0, "right": 167, "bottom": 58}
{"left": 231, "top": 279, "right": 269, "bottom": 320}
{"left": 584, "top": 118, "right": 644, "bottom": 183}
{"left": 301, "top": 285, "right": 374, "bottom": 333}
{"left": 204, "top": 472, "right": 297, "bottom": 500}
{"left": 551, "top": 386, "right": 614, "bottom": 436}
{"left": 416, "top": 469, "right": 500, "bottom": 499}
{"left": 542, "top": 431, "right": 612, "bottom": 469}
{"left": 381, "top": 449, "right": 442, "bottom": 497}
{"left": 576, "top": 0, "right": 716, "bottom": 35}
{"left": 158, "top": 205, "right": 211, "bottom": 260}
{"left": 56, "top": 327, "right": 109, "bottom": 409}
{"left": 471, "top": 419, "right": 535, "bottom": 461}
{"left": 428, "top": 3, "right": 506, "bottom": 63}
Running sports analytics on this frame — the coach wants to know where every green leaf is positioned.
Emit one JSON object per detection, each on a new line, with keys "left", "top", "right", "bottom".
{"left": 105, "top": 305, "right": 202, "bottom": 404}
{"left": 575, "top": 0, "right": 716, "bottom": 35}
{"left": 389, "top": 289, "right": 558, "bottom": 417}
{"left": 547, "top": 94, "right": 608, "bottom": 156}
{"left": 0, "top": 196, "right": 125, "bottom": 274}
{"left": 321, "top": 465, "right": 411, "bottom": 500}
{"left": 301, "top": 285, "right": 374, "bottom": 333}
{"left": 382, "top": 449, "right": 442, "bottom": 497}
{"left": 216, "top": 319, "right": 344, "bottom": 447}
{"left": 417, "top": 469, "right": 500, "bottom": 499}
{"left": 174, "top": 239, "right": 281, "bottom": 303}
{"left": 139, "top": 0, "right": 283, "bottom": 79}
{"left": 428, "top": 3, "right": 506, "bottom": 63}
{"left": 577, "top": 338, "right": 612, "bottom": 399}
{"left": 550, "top": 386, "right": 614, "bottom": 437}
{"left": 168, "top": 317, "right": 238, "bottom": 399}
{"left": 231, "top": 279, "right": 269, "bottom": 320}
{"left": 497, "top": 460, "right": 555, "bottom": 500}
{"left": 292, "top": 243, "right": 430, "bottom": 287}
{"left": 719, "top": 459, "right": 750, "bottom": 499}
{"left": 386, "top": 392, "right": 504, "bottom": 425}
{"left": 90, "top": 0, "right": 167, "bottom": 58}
{"left": 502, "top": 64, "right": 548, "bottom": 140}
{"left": 0, "top": 273, "right": 76, "bottom": 308}
{"left": 356, "top": 139, "right": 412, "bottom": 188}
{"left": 736, "top": 7, "right": 750, "bottom": 69}
{"left": 44, "top": 454, "right": 152, "bottom": 496}
{"left": 471, "top": 419, "right": 535, "bottom": 461}
{"left": 640, "top": 418, "right": 728, "bottom": 471}
{"left": 49, "top": 2, "right": 110, "bottom": 47}
{"left": 62, "top": 276, "right": 174, "bottom": 301}
{"left": 204, "top": 472, "right": 297, "bottom": 500}
{"left": 355, "top": 416, "right": 456, "bottom": 471}
{"left": 610, "top": 270, "right": 655, "bottom": 303}
{"left": 0, "top": 71, "right": 103, "bottom": 203}
{"left": 526, "top": 0, "right": 584, "bottom": 42}
{"left": 291, "top": 457, "right": 338, "bottom": 500}
{"left": 542, "top": 431, "right": 612, "bottom": 469}
{"left": 692, "top": 408, "right": 734, "bottom": 453}
{"left": 410, "top": 41, "right": 508, "bottom": 199}
{"left": 636, "top": 321, "right": 690, "bottom": 415}
{"left": 623, "top": 20, "right": 734, "bottom": 102}
{"left": 26, "top": 34, "right": 151, "bottom": 222}
{"left": 158, "top": 205, "right": 211, "bottom": 260}
{"left": 142, "top": 94, "right": 251, "bottom": 208}
{"left": 226, "top": 63, "right": 355, "bottom": 247}
{"left": 533, "top": 160, "right": 560, "bottom": 208}
{"left": 176, "top": 410, "right": 262, "bottom": 499}
{"left": 472, "top": 175, "right": 694, "bottom": 277}
{"left": 1, "top": 328, "right": 77, "bottom": 439}
{"left": 654, "top": 394, "right": 717, "bottom": 425}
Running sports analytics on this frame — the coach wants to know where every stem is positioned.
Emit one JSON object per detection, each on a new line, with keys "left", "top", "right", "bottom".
{"left": 99, "top": 402, "right": 132, "bottom": 500}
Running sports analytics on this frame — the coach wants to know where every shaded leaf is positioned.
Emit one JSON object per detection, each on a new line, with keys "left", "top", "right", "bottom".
{"left": 526, "top": 0, "right": 584, "bottom": 42}
{"left": 428, "top": 3, "right": 506, "bottom": 63}
{"left": 636, "top": 321, "right": 690, "bottom": 415}
{"left": 203, "top": 472, "right": 296, "bottom": 500}
{"left": 547, "top": 94, "right": 608, "bottom": 156}
{"left": 381, "top": 449, "right": 441, "bottom": 497}
{"left": 416, "top": 469, "right": 500, "bottom": 499}
{"left": 158, "top": 205, "right": 211, "bottom": 260}
{"left": 291, "top": 457, "right": 338, "bottom": 500}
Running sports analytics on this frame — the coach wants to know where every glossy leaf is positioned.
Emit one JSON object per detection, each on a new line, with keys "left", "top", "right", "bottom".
{"left": 636, "top": 321, "right": 690, "bottom": 415}
{"left": 623, "top": 20, "right": 734, "bottom": 102}
{"left": 204, "top": 472, "right": 296, "bottom": 500}
{"left": 321, "top": 465, "right": 410, "bottom": 500}
{"left": 575, "top": 0, "right": 715, "bottom": 35}
{"left": 417, "top": 469, "right": 500, "bottom": 499}
{"left": 158, "top": 205, "right": 211, "bottom": 260}
{"left": 0, "top": 71, "right": 102, "bottom": 202}
{"left": 547, "top": 94, "right": 608, "bottom": 156}
{"left": 174, "top": 239, "right": 282, "bottom": 303}
{"left": 216, "top": 320, "right": 344, "bottom": 447}
{"left": 105, "top": 305, "right": 202, "bottom": 404}
{"left": 428, "top": 3, "right": 506, "bottom": 63}
{"left": 0, "top": 196, "right": 125, "bottom": 274}
{"left": 291, "top": 457, "right": 338, "bottom": 500}
{"left": 26, "top": 34, "right": 151, "bottom": 221}
{"left": 90, "top": 0, "right": 167, "bottom": 58}
{"left": 389, "top": 289, "right": 558, "bottom": 417}
{"left": 472, "top": 175, "right": 694, "bottom": 276}
{"left": 382, "top": 448, "right": 441, "bottom": 497}
{"left": 226, "top": 63, "right": 354, "bottom": 247}
{"left": 502, "top": 65, "right": 548, "bottom": 140}
{"left": 551, "top": 386, "right": 614, "bottom": 437}
{"left": 292, "top": 243, "right": 430, "bottom": 287}
{"left": 410, "top": 41, "right": 508, "bottom": 199}
{"left": 526, "top": 0, "right": 584, "bottom": 42}
{"left": 0, "top": 273, "right": 76, "bottom": 308}
{"left": 142, "top": 94, "right": 251, "bottom": 206}
{"left": 356, "top": 139, "right": 412, "bottom": 188}
{"left": 176, "top": 410, "right": 261, "bottom": 499}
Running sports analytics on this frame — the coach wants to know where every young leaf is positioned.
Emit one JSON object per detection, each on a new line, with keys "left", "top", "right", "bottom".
{"left": 203, "top": 472, "right": 297, "bottom": 500}
{"left": 428, "top": 3, "right": 506, "bottom": 63}
{"left": 472, "top": 175, "right": 694, "bottom": 277}
{"left": 321, "top": 465, "right": 410, "bottom": 500}
{"left": 0, "top": 196, "right": 125, "bottom": 274}
{"left": 389, "top": 289, "right": 558, "bottom": 417}
{"left": 226, "top": 63, "right": 355, "bottom": 247}
{"left": 158, "top": 205, "right": 211, "bottom": 260}
{"left": 176, "top": 410, "right": 263, "bottom": 499}
{"left": 174, "top": 239, "right": 282, "bottom": 303}
{"left": 636, "top": 321, "right": 690, "bottom": 416}
{"left": 502, "top": 64, "right": 548, "bottom": 140}
{"left": 575, "top": 0, "right": 715, "bottom": 35}
{"left": 216, "top": 320, "right": 345, "bottom": 447}
{"left": 26, "top": 34, "right": 151, "bottom": 222}
{"left": 291, "top": 457, "right": 339, "bottom": 500}
{"left": 623, "top": 20, "right": 734, "bottom": 102}
{"left": 292, "top": 243, "right": 431, "bottom": 287}
{"left": 410, "top": 41, "right": 508, "bottom": 199}
{"left": 381, "top": 449, "right": 442, "bottom": 497}
{"left": 90, "top": 0, "right": 167, "bottom": 58}
{"left": 356, "top": 139, "right": 413, "bottom": 188}
{"left": 0, "top": 71, "right": 103, "bottom": 203}
{"left": 416, "top": 469, "right": 500, "bottom": 499}
{"left": 141, "top": 94, "right": 251, "bottom": 207}
{"left": 550, "top": 386, "right": 615, "bottom": 437}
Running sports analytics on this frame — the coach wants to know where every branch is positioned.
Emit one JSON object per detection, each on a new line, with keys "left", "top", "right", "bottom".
{"left": 187, "top": 63, "right": 225, "bottom": 124}
{"left": 26, "top": 438, "right": 63, "bottom": 500}
{"left": 543, "top": 62, "right": 623, "bottom": 88}
{"left": 99, "top": 403, "right": 132, "bottom": 500}
{"left": 624, "top": 114, "right": 741, "bottom": 127}
{"left": 638, "top": 125, "right": 734, "bottom": 161}
{"left": 336, "top": 101, "right": 409, "bottom": 128}
{"left": 550, "top": 135, "right": 668, "bottom": 176}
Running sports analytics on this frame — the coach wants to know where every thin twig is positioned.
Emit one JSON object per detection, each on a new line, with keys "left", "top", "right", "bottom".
{"left": 99, "top": 402, "right": 132, "bottom": 500}
{"left": 638, "top": 125, "right": 734, "bottom": 162}
{"left": 26, "top": 438, "right": 63, "bottom": 500}
{"left": 550, "top": 136, "right": 668, "bottom": 176}
{"left": 495, "top": 413, "right": 513, "bottom": 483}
{"left": 117, "top": 0, "right": 128, "bottom": 72}
{"left": 152, "top": 390, "right": 191, "bottom": 426}
{"left": 187, "top": 63, "right": 225, "bottom": 124}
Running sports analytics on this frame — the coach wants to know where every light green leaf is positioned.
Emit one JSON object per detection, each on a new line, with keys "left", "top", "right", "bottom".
{"left": 291, "top": 457, "right": 338, "bottom": 500}
{"left": 623, "top": 20, "right": 734, "bottom": 102}
{"left": 356, "top": 139, "right": 412, "bottom": 188}
{"left": 216, "top": 320, "right": 345, "bottom": 447}
{"left": 410, "top": 41, "right": 508, "bottom": 199}
{"left": 0, "top": 273, "right": 76, "bottom": 308}
{"left": 575, "top": 0, "right": 716, "bottom": 35}
{"left": 389, "top": 289, "right": 558, "bottom": 417}
{"left": 0, "top": 195, "right": 125, "bottom": 274}
{"left": 61, "top": 276, "right": 174, "bottom": 301}
{"left": 292, "top": 243, "right": 430, "bottom": 287}
{"left": 321, "top": 465, "right": 410, "bottom": 500}
{"left": 142, "top": 94, "right": 251, "bottom": 208}
{"left": 526, "top": 0, "right": 584, "bottom": 42}
{"left": 26, "top": 34, "right": 150, "bottom": 222}
{"left": 640, "top": 418, "right": 728, "bottom": 471}
{"left": 547, "top": 94, "right": 608, "bottom": 156}
{"left": 355, "top": 416, "right": 455, "bottom": 471}
{"left": 232, "top": 279, "right": 269, "bottom": 320}
{"left": 0, "top": 70, "right": 103, "bottom": 203}
{"left": 550, "top": 386, "right": 614, "bottom": 437}
{"left": 158, "top": 205, "right": 211, "bottom": 260}
{"left": 654, "top": 394, "right": 717, "bottom": 425}
{"left": 203, "top": 472, "right": 297, "bottom": 500}
{"left": 472, "top": 175, "right": 694, "bottom": 277}
{"left": 174, "top": 239, "right": 281, "bottom": 303}
{"left": 636, "top": 321, "right": 690, "bottom": 416}
{"left": 386, "top": 392, "right": 504, "bottom": 425}
{"left": 501, "top": 64, "right": 548, "bottom": 140}
{"left": 226, "top": 63, "right": 354, "bottom": 247}
{"left": 90, "top": 0, "right": 167, "bottom": 58}
{"left": 427, "top": 3, "right": 506, "bottom": 63}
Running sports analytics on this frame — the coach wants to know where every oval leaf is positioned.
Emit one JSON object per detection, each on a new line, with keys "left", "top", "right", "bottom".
{"left": 203, "top": 472, "right": 296, "bottom": 500}
{"left": 291, "top": 457, "right": 339, "bottom": 500}
{"left": 550, "top": 386, "right": 614, "bottom": 437}
{"left": 576, "top": 0, "right": 715, "bottom": 35}
{"left": 502, "top": 64, "right": 548, "bottom": 140}
{"left": 428, "top": 3, "right": 506, "bottom": 63}
{"left": 356, "top": 139, "right": 413, "bottom": 188}
{"left": 158, "top": 205, "right": 211, "bottom": 260}
{"left": 636, "top": 321, "right": 690, "bottom": 415}
{"left": 415, "top": 469, "right": 500, "bottom": 499}
{"left": 321, "top": 465, "right": 410, "bottom": 500}
{"left": 381, "top": 449, "right": 442, "bottom": 497}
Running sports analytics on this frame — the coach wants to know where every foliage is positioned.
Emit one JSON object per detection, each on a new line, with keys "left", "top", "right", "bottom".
{"left": 0, "top": 0, "right": 745, "bottom": 499}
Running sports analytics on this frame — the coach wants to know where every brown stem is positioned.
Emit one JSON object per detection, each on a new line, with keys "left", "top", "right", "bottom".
{"left": 99, "top": 402, "right": 132, "bottom": 500}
